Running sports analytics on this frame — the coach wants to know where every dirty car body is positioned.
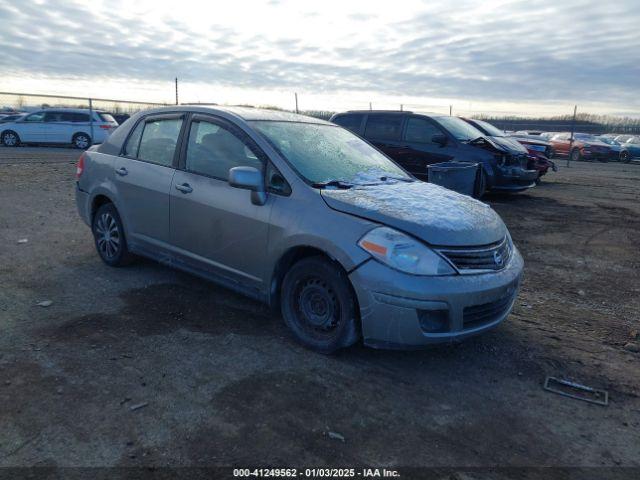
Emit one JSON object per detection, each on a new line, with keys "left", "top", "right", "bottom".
{"left": 76, "top": 106, "right": 523, "bottom": 351}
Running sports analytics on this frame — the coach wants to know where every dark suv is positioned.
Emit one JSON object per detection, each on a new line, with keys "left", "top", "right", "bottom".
{"left": 330, "top": 111, "right": 538, "bottom": 194}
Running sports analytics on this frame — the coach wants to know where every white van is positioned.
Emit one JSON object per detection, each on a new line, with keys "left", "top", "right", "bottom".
{"left": 0, "top": 108, "right": 119, "bottom": 149}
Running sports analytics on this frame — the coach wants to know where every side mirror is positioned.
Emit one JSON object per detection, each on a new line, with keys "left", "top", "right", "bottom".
{"left": 432, "top": 133, "right": 448, "bottom": 147}
{"left": 228, "top": 166, "right": 267, "bottom": 205}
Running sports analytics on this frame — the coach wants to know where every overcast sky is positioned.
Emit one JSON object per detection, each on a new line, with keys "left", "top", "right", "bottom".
{"left": 1, "top": 0, "right": 639, "bottom": 116}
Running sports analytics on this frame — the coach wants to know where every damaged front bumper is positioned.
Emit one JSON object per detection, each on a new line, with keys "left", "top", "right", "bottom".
{"left": 491, "top": 165, "right": 538, "bottom": 191}
{"left": 349, "top": 247, "right": 524, "bottom": 349}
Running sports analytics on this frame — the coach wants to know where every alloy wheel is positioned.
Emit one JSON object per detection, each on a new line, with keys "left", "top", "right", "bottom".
{"left": 3, "top": 132, "right": 17, "bottom": 146}
{"left": 75, "top": 135, "right": 90, "bottom": 149}
{"left": 95, "top": 212, "right": 120, "bottom": 259}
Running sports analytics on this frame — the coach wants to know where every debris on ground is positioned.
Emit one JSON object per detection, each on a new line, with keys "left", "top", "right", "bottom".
{"left": 543, "top": 377, "right": 609, "bottom": 406}
{"left": 36, "top": 300, "right": 53, "bottom": 307}
{"left": 129, "top": 402, "right": 149, "bottom": 412}
{"left": 327, "top": 431, "right": 345, "bottom": 442}
{"left": 17, "top": 238, "right": 28, "bottom": 244}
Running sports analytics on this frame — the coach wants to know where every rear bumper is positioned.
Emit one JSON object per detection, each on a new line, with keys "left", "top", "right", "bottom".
{"left": 349, "top": 248, "right": 524, "bottom": 348}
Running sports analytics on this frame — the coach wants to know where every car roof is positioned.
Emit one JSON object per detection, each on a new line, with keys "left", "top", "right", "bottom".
{"left": 138, "top": 105, "right": 332, "bottom": 125}
{"left": 336, "top": 110, "right": 446, "bottom": 118}
{"left": 31, "top": 108, "right": 109, "bottom": 114}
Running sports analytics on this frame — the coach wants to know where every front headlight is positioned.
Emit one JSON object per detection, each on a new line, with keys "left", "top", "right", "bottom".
{"left": 358, "top": 227, "right": 455, "bottom": 276}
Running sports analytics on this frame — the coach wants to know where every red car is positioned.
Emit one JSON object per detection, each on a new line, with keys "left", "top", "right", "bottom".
{"left": 509, "top": 134, "right": 557, "bottom": 181}
{"left": 549, "top": 132, "right": 611, "bottom": 162}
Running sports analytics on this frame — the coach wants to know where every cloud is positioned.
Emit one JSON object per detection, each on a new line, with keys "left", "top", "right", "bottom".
{"left": 0, "top": 0, "right": 639, "bottom": 112}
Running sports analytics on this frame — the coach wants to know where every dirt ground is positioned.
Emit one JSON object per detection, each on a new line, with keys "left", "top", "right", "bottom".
{"left": 0, "top": 147, "right": 639, "bottom": 476}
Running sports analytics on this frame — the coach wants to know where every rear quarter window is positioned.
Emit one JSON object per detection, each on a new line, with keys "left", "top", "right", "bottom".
{"left": 333, "top": 114, "right": 364, "bottom": 134}
{"left": 364, "top": 115, "right": 403, "bottom": 141}
{"left": 99, "top": 113, "right": 117, "bottom": 123}
{"left": 123, "top": 121, "right": 145, "bottom": 157}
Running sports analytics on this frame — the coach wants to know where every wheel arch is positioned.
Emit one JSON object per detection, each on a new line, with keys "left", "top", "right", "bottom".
{"left": 269, "top": 245, "right": 359, "bottom": 311}
{"left": 1, "top": 129, "right": 20, "bottom": 144}
{"left": 90, "top": 193, "right": 115, "bottom": 223}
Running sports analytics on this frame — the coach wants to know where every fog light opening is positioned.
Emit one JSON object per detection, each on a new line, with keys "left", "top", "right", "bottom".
{"left": 418, "top": 309, "right": 450, "bottom": 333}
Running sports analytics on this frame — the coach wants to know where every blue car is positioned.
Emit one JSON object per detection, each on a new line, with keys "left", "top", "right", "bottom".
{"left": 620, "top": 136, "right": 640, "bottom": 163}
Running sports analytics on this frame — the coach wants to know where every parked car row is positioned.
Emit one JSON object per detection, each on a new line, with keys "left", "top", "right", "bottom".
{"left": 0, "top": 108, "right": 119, "bottom": 149}
{"left": 514, "top": 130, "right": 640, "bottom": 163}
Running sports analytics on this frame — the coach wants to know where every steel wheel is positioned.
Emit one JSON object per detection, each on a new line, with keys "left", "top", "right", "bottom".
{"left": 95, "top": 212, "right": 121, "bottom": 260}
{"left": 294, "top": 277, "right": 340, "bottom": 338}
{"left": 281, "top": 256, "right": 359, "bottom": 353}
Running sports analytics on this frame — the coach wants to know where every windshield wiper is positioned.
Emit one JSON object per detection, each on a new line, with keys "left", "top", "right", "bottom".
{"left": 312, "top": 179, "right": 353, "bottom": 189}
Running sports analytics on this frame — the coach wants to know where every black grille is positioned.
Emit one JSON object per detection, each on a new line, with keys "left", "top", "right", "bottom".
{"left": 463, "top": 292, "right": 515, "bottom": 329}
{"left": 438, "top": 237, "right": 512, "bottom": 272}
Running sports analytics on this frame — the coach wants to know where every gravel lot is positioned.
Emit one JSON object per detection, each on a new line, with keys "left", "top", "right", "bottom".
{"left": 1, "top": 147, "right": 639, "bottom": 474}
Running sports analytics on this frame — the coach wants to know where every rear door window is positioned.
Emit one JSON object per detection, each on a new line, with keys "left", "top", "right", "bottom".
{"left": 364, "top": 115, "right": 403, "bottom": 141}
{"left": 405, "top": 117, "right": 443, "bottom": 144}
{"left": 44, "top": 112, "right": 65, "bottom": 122}
{"left": 333, "top": 114, "right": 364, "bottom": 134}
{"left": 137, "top": 117, "right": 183, "bottom": 167}
{"left": 71, "top": 112, "right": 91, "bottom": 122}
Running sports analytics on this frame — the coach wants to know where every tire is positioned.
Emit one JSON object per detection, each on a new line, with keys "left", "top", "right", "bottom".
{"left": 620, "top": 150, "right": 630, "bottom": 163}
{"left": 570, "top": 148, "right": 582, "bottom": 162}
{"left": 73, "top": 132, "right": 92, "bottom": 149}
{"left": 474, "top": 168, "right": 487, "bottom": 198}
{"left": 91, "top": 203, "right": 134, "bottom": 267}
{"left": 281, "top": 256, "right": 359, "bottom": 354}
{"left": 1, "top": 130, "right": 20, "bottom": 147}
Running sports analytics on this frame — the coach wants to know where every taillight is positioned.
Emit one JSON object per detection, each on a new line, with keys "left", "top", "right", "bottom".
{"left": 76, "top": 153, "right": 85, "bottom": 179}
{"left": 99, "top": 125, "right": 112, "bottom": 130}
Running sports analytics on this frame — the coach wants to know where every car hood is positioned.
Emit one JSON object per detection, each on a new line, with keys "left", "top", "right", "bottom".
{"left": 512, "top": 137, "right": 551, "bottom": 147}
{"left": 485, "top": 136, "right": 529, "bottom": 154}
{"left": 320, "top": 181, "right": 507, "bottom": 247}
{"left": 583, "top": 140, "right": 611, "bottom": 148}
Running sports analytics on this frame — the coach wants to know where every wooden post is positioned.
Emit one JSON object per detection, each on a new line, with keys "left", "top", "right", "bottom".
{"left": 295, "top": 93, "right": 299, "bottom": 114}
{"left": 175, "top": 78, "right": 179, "bottom": 105}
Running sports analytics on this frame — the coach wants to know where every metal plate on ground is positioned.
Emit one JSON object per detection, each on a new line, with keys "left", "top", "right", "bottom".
{"left": 544, "top": 376, "right": 608, "bottom": 406}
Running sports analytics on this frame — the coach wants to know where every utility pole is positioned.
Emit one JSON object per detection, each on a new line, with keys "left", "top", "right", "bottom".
{"left": 400, "top": 104, "right": 403, "bottom": 111}
{"left": 294, "top": 93, "right": 299, "bottom": 114}
{"left": 175, "top": 78, "right": 179, "bottom": 105}
{"left": 449, "top": 105, "right": 452, "bottom": 116}
{"left": 369, "top": 102, "right": 372, "bottom": 110}
{"left": 567, "top": 104, "right": 577, "bottom": 167}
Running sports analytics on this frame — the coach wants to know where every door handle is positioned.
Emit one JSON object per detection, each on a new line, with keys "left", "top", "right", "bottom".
{"left": 175, "top": 183, "right": 193, "bottom": 194}
{"left": 115, "top": 167, "right": 128, "bottom": 176}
